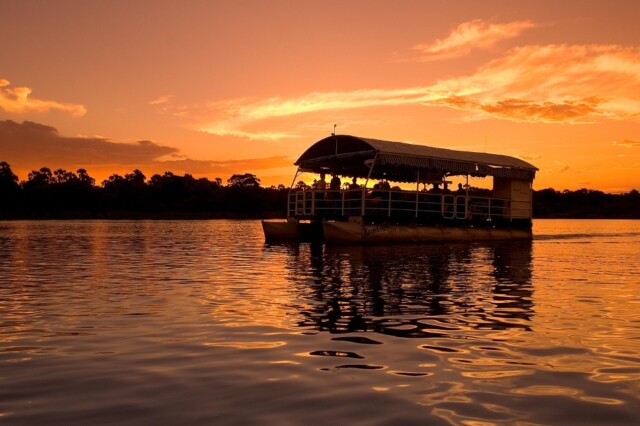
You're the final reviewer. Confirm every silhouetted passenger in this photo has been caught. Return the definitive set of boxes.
[330,174,341,190]
[374,180,390,190]
[313,173,327,190]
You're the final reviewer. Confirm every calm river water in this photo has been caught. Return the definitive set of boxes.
[1,219,639,425]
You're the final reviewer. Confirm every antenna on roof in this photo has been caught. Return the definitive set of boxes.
[331,124,336,136]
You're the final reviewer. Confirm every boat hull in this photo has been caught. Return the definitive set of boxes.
[323,221,532,244]
[262,220,323,242]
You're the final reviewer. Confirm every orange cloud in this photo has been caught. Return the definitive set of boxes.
[175,44,640,139]
[194,88,431,139]
[406,19,536,61]
[441,95,604,123]
[426,44,640,123]
[161,156,291,175]
[0,79,86,116]
[193,89,438,139]
[613,139,640,148]
[148,94,172,105]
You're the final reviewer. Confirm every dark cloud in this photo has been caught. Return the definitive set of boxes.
[0,120,292,181]
[0,120,177,166]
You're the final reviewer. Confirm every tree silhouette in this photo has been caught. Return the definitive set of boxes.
[227,173,261,188]
[0,161,19,188]
[0,162,20,213]
[24,167,53,189]
[533,187,640,218]
[147,171,224,211]
[125,169,146,187]
[295,180,311,190]
[100,170,149,211]
[77,169,96,188]
[53,168,78,184]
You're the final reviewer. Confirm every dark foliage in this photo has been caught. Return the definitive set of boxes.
[0,161,20,204]
[533,188,640,218]
[0,162,288,219]
[0,161,638,219]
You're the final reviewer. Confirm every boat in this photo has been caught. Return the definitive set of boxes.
[262,134,538,243]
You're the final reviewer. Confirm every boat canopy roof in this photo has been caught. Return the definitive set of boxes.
[295,135,538,183]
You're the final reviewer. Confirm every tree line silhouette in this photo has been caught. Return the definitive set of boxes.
[532,187,640,218]
[0,161,287,219]
[1,161,639,219]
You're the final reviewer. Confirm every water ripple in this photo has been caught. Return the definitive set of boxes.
[0,219,639,425]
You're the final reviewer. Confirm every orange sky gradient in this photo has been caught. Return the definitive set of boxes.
[1,0,640,192]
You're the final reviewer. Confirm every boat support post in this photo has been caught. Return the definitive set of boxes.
[287,166,302,217]
[362,152,379,216]
[415,169,420,218]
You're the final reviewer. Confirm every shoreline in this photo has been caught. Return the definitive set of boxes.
[0,212,638,220]
[0,211,287,221]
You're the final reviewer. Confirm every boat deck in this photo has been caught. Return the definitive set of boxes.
[288,188,529,226]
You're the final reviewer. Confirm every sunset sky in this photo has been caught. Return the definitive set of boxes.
[1,0,640,192]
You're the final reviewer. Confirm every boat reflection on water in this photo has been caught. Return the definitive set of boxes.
[273,240,534,338]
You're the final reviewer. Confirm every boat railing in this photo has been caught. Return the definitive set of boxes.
[288,189,510,222]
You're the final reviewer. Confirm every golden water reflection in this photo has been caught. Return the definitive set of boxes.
[274,240,535,335]
[1,220,639,425]
[261,222,640,424]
